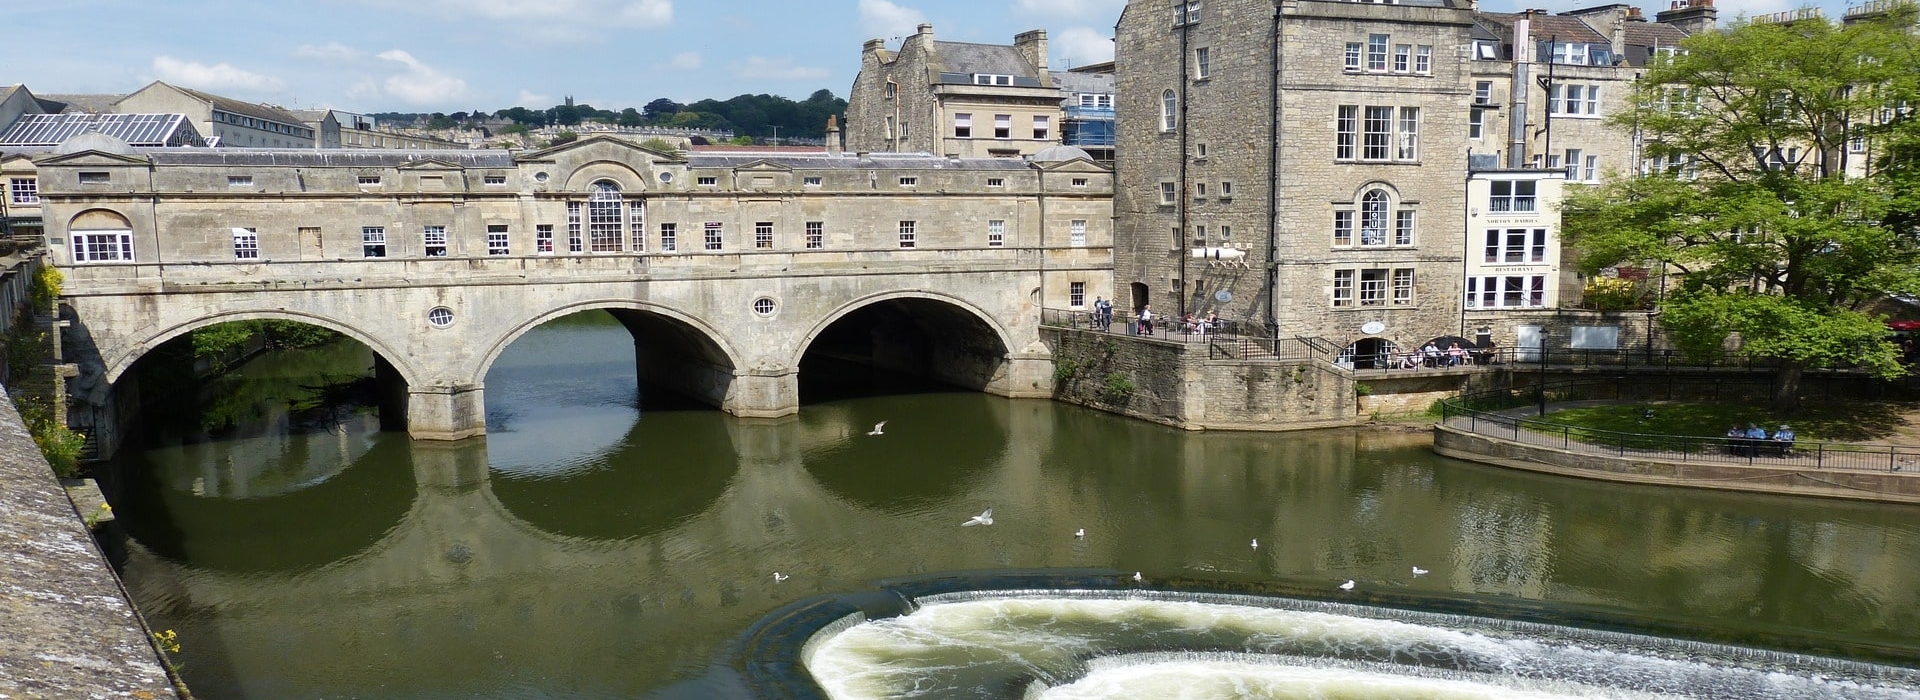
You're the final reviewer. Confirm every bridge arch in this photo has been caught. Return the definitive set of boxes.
[793,291,1017,398]
[102,309,425,387]
[472,300,747,416]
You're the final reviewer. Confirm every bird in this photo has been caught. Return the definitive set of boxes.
[1338,580,1356,591]
[867,421,887,436]
[1251,538,1259,549]
[1411,566,1429,576]
[962,508,994,526]
[1074,528,1085,538]
[772,572,789,583]
[1132,571,1143,582]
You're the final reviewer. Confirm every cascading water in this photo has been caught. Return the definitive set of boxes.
[802,590,1920,700]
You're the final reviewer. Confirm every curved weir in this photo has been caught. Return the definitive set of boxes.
[799,590,1920,700]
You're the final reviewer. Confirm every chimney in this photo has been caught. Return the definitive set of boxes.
[1014,29,1050,72]
[1656,0,1717,35]
[826,115,842,156]
[1508,11,1535,169]
[863,38,886,53]
[917,23,934,40]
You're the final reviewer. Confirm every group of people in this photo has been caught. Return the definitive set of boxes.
[1726,423,1794,457]
[1397,341,1476,369]
[1088,297,1226,338]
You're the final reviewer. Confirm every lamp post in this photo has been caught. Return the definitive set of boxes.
[1537,328,1550,416]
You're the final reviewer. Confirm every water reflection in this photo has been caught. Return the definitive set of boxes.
[103,313,1920,700]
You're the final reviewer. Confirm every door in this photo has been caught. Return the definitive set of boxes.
[1516,325,1543,363]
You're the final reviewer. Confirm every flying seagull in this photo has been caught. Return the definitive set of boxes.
[1251,538,1259,549]
[868,421,887,436]
[772,572,789,583]
[1411,566,1429,576]
[1074,528,1085,538]
[1339,580,1356,591]
[962,508,994,526]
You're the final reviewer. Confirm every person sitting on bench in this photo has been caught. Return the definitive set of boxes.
[1769,425,1795,456]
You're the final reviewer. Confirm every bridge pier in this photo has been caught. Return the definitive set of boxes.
[408,385,486,441]
[724,371,800,419]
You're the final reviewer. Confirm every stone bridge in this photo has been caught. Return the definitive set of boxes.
[28,134,1112,452]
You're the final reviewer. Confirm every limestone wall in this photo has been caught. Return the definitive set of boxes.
[1042,327,1359,430]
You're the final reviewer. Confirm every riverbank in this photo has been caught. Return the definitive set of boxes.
[0,384,178,699]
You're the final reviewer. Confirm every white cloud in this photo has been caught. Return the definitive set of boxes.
[667,51,703,70]
[151,55,285,92]
[292,42,363,63]
[1013,0,1126,22]
[374,50,470,105]
[732,56,830,81]
[858,0,926,40]
[358,0,671,39]
[1053,27,1114,66]
[516,90,553,108]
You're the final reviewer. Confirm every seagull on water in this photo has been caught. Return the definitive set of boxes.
[1411,566,1429,576]
[867,421,887,436]
[962,508,994,526]
[1074,528,1085,538]
[772,572,789,583]
[1339,580,1356,591]
[1132,571,1144,582]
[1251,538,1259,549]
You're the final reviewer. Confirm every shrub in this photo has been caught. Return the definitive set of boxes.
[1101,372,1136,402]
[1583,277,1645,312]
[1052,359,1079,383]
[30,265,61,314]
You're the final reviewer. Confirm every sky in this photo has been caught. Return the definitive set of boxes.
[1,0,1860,115]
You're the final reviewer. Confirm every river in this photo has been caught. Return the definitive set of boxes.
[100,312,1920,699]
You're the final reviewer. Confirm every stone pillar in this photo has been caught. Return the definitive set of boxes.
[723,370,798,419]
[407,384,485,441]
[996,352,1057,399]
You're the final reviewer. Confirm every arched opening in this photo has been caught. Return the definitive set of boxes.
[1360,188,1390,246]
[798,297,1011,403]
[480,307,738,427]
[1340,337,1398,370]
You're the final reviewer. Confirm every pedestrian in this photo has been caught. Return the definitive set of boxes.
[1093,296,1112,330]
[1138,304,1154,336]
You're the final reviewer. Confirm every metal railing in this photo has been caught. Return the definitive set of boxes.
[1041,308,1325,362]
[1439,377,1920,473]
[1361,345,1866,373]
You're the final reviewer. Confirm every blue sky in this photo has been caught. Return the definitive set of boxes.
[2,0,1853,114]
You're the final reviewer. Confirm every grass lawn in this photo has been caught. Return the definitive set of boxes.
[1534,401,1912,443]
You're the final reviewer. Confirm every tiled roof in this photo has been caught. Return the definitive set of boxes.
[1475,12,1610,44]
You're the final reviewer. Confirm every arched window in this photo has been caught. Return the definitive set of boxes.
[1359,189,1389,246]
[587,181,625,252]
[1162,90,1178,131]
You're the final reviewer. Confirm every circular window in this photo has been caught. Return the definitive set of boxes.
[427,306,455,328]
[658,172,674,183]
[752,297,777,316]
[533,171,550,183]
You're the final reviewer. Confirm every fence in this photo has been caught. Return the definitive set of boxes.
[1039,308,1321,362]
[1360,344,1865,374]
[1438,377,1920,473]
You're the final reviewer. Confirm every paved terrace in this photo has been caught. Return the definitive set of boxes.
[0,386,176,699]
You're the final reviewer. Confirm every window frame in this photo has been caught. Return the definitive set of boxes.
[898,220,917,249]
[487,224,510,256]
[71,229,134,263]
[362,226,387,258]
[988,219,1006,247]
[423,225,448,257]
[8,178,38,205]
[806,221,824,249]
[755,221,774,249]
[703,222,723,251]
[231,227,260,260]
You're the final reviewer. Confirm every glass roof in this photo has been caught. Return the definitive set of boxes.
[0,113,202,147]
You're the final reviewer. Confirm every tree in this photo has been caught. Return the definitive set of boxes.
[618,107,644,127]
[1564,11,1920,412]
[644,98,682,122]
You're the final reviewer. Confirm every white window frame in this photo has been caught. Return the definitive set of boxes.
[231,227,259,260]
[954,113,972,138]
[8,178,38,205]
[1033,115,1050,140]
[362,226,387,258]
[703,222,723,251]
[1366,34,1389,72]
[988,219,1006,247]
[1195,47,1211,79]
[1396,107,1419,161]
[755,221,774,249]
[1393,44,1411,73]
[487,224,510,256]
[1332,269,1355,307]
[1392,268,1415,305]
[1336,105,1356,160]
[71,229,134,263]
[806,221,824,249]
[660,222,678,252]
[1488,180,1538,213]
[1414,45,1432,75]
[1162,90,1178,131]
[1070,219,1087,247]
[994,114,1012,139]
[537,224,555,254]
[898,220,917,248]
[423,225,448,257]
[1344,42,1362,72]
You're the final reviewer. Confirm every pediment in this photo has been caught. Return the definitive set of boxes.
[32,150,151,166]
[732,159,793,173]
[1036,158,1109,173]
[395,157,463,171]
[519,133,684,164]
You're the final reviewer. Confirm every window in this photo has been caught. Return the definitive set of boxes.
[1474,81,1493,105]
[231,227,259,259]
[487,225,510,255]
[1160,181,1178,204]
[629,201,646,251]
[1363,106,1393,160]
[1483,228,1548,263]
[804,176,822,187]
[1474,40,1499,60]
[71,230,133,262]
[1194,47,1211,79]
[1332,269,1355,307]
[1336,106,1357,160]
[537,224,554,254]
[1396,107,1419,160]
[697,176,717,187]
[1162,90,1178,131]
[806,221,823,249]
[228,175,253,188]
[955,113,972,138]
[885,81,897,98]
[704,222,723,251]
[1415,45,1431,75]
[988,177,1006,187]
[755,221,774,249]
[8,178,37,205]
[660,222,677,252]
[1469,108,1485,139]
[1366,34,1388,72]
[78,172,109,184]
[994,114,1012,139]
[1488,180,1537,212]
[1220,225,1232,241]
[1359,269,1388,306]
[1070,281,1087,308]
[1071,177,1088,188]
[1175,0,1201,25]
[973,74,1014,86]
[1033,116,1050,140]
[1071,220,1087,247]
[484,174,507,186]
[899,176,918,186]
[1392,268,1415,305]
[1359,190,1388,246]
[1220,181,1233,198]
[988,219,1006,247]
[586,182,625,252]
[423,225,448,257]
[1394,209,1414,246]
[1393,44,1411,73]
[362,226,387,258]
[1344,42,1362,72]
[1193,225,1207,246]
[357,175,382,186]
[1466,275,1547,308]
[1195,183,1208,199]
[567,202,584,252]
[1550,83,1599,115]
[1333,210,1354,247]
[898,220,917,248]
[1850,135,1868,154]
[1196,143,1208,158]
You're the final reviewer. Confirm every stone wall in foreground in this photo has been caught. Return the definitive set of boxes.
[1042,327,1359,430]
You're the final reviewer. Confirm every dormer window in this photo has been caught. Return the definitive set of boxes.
[1473,41,1499,61]
[973,74,1014,86]
[1542,41,1611,66]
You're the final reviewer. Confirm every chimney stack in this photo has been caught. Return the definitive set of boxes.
[826,115,842,156]
[1015,30,1050,72]
[1656,0,1717,35]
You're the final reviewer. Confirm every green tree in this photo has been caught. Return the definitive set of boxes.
[1563,10,1920,412]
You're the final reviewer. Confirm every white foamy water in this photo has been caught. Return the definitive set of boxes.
[803,594,1920,700]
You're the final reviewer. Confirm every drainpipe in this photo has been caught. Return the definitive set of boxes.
[1177,10,1191,320]
[1266,2,1283,337]
[1508,12,1533,168]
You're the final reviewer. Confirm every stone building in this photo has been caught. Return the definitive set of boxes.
[846,24,1065,158]
[1056,63,1117,165]
[113,81,315,148]
[291,109,463,150]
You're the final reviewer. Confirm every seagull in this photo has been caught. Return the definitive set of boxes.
[1411,566,1429,576]
[1251,538,1259,549]
[867,421,887,436]
[1132,571,1143,582]
[1338,580,1356,591]
[772,572,789,583]
[962,508,994,526]
[1074,528,1085,538]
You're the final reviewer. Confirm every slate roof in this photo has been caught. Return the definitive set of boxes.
[1475,13,1610,45]
[688,152,1035,171]
[33,94,124,114]
[934,41,1043,78]
[140,148,516,168]
[167,85,308,126]
[1051,70,1115,96]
